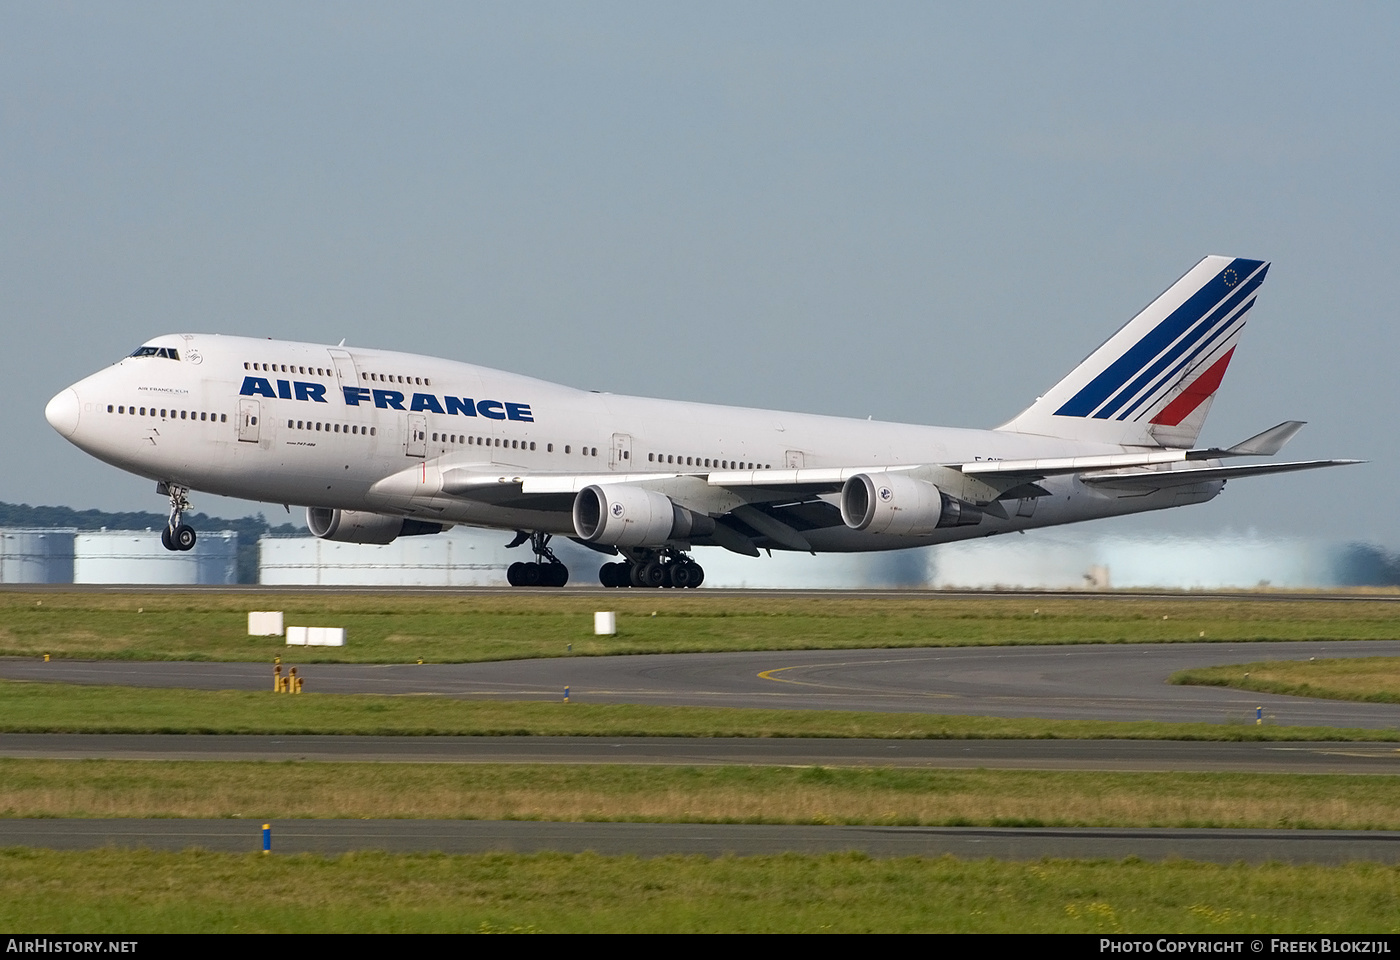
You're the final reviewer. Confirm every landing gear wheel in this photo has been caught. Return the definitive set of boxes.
[174,525,196,551]
[637,560,667,588]
[160,483,194,552]
[506,532,571,588]
[669,561,698,589]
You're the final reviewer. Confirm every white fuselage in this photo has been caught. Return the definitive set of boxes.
[48,333,1222,551]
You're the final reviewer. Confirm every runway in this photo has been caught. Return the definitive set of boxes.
[6,640,1400,727]
[6,583,1400,602]
[1,819,1397,864]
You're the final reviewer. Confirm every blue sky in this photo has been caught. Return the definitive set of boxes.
[5,2,1395,543]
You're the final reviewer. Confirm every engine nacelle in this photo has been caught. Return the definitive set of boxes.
[306,507,444,545]
[572,484,716,547]
[839,473,983,536]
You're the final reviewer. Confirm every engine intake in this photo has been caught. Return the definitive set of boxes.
[573,484,715,547]
[839,473,983,536]
[306,508,444,545]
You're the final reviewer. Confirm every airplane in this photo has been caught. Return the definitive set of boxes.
[45,255,1358,588]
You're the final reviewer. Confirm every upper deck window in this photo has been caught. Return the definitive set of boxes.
[129,346,180,360]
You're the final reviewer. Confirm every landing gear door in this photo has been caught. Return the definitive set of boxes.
[237,399,260,443]
[611,433,633,471]
[405,414,427,458]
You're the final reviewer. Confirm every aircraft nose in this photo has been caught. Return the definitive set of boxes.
[45,388,81,438]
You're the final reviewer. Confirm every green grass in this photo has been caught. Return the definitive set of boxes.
[4,760,1400,829]
[2,849,1397,932]
[4,679,1399,739]
[5,591,1400,663]
[1174,657,1400,704]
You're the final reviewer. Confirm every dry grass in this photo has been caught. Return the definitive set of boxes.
[6,679,1399,740]
[1174,657,1400,704]
[4,760,1399,829]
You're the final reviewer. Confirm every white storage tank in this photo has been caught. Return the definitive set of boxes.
[258,527,606,586]
[259,528,513,586]
[0,528,76,584]
[73,529,238,585]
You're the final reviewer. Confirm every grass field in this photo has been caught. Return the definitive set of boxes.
[3,759,1399,829]
[2,848,1397,933]
[1174,657,1400,704]
[5,679,1399,739]
[4,591,1399,932]
[4,591,1399,663]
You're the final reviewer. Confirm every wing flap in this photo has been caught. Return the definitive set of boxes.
[1080,459,1362,490]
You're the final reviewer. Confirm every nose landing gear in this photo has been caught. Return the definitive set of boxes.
[506,531,570,587]
[158,482,197,552]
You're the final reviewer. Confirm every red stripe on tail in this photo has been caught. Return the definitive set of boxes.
[1150,347,1236,427]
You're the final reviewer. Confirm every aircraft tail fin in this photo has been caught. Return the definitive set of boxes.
[997,256,1269,448]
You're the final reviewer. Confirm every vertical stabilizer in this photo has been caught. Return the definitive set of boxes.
[997,256,1268,448]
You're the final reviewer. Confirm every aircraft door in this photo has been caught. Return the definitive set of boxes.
[326,347,359,386]
[610,433,633,471]
[405,414,427,458]
[237,399,260,443]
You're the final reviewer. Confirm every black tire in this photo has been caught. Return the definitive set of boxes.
[507,561,525,586]
[628,563,645,588]
[547,564,569,587]
[688,562,704,588]
[160,527,175,551]
[669,562,694,589]
[174,525,196,551]
[638,561,667,588]
[522,562,542,586]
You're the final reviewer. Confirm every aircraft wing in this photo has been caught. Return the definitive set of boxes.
[371,420,1358,556]
[1077,459,1364,491]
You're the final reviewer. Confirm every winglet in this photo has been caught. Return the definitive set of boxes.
[1223,420,1306,457]
[1187,421,1307,460]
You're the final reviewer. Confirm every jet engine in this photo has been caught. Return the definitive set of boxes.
[572,484,716,547]
[839,473,983,536]
[305,507,445,545]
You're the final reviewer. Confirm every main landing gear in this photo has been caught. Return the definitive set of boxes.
[506,531,570,587]
[158,482,197,552]
[598,549,705,589]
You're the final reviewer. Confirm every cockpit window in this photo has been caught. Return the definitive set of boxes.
[129,346,180,360]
